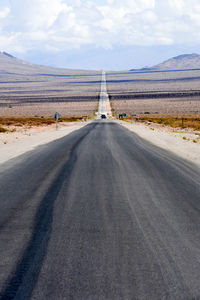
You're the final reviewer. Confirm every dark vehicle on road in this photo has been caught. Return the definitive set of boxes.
[101,114,107,119]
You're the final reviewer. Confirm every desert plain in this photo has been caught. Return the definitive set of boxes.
[0,52,199,167]
[1,52,200,118]
[106,69,200,115]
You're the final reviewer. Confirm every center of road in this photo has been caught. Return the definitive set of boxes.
[98,71,112,118]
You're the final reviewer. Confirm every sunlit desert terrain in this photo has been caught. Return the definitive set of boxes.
[106,70,200,115]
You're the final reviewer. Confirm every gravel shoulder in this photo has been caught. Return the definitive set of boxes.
[0,121,90,165]
[117,120,200,166]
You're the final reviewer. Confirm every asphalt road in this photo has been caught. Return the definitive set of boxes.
[98,71,108,117]
[0,121,200,300]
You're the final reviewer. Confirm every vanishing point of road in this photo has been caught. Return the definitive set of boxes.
[0,75,200,299]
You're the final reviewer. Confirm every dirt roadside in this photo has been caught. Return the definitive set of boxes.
[117,120,200,166]
[0,121,90,165]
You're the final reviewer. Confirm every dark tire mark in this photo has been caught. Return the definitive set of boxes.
[0,123,97,300]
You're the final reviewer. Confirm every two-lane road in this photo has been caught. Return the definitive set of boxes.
[98,71,112,118]
[0,121,200,299]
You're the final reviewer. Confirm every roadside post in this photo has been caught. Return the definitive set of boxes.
[54,112,61,130]
[136,114,140,121]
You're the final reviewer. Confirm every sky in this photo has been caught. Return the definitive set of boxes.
[0,0,200,70]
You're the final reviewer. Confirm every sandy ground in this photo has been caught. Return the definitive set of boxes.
[0,119,199,166]
[0,102,98,117]
[0,121,89,165]
[117,120,200,166]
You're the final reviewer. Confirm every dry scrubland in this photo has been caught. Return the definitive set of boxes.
[106,70,200,115]
[0,116,86,133]
[0,53,101,117]
[0,51,200,131]
[0,55,199,165]
[0,71,101,117]
[136,115,200,131]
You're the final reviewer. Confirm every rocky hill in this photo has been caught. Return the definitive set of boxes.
[152,53,200,70]
[131,53,200,71]
[0,51,95,75]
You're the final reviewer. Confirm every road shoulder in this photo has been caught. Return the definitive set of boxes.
[0,121,90,165]
[117,120,200,167]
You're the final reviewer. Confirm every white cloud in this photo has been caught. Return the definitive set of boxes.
[9,0,68,30]
[0,0,200,54]
[0,7,10,18]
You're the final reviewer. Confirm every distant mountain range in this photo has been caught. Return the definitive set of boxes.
[130,53,200,71]
[1,51,200,73]
[0,50,64,75]
[0,51,93,75]
[0,51,33,73]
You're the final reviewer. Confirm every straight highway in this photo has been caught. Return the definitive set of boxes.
[0,120,200,299]
[98,71,112,118]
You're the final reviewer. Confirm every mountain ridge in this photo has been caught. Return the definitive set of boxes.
[1,51,200,73]
[131,53,200,71]
[0,51,99,74]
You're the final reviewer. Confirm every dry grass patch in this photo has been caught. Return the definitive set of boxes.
[0,116,83,128]
[59,116,83,122]
[137,115,200,131]
[0,117,54,127]
[0,126,9,132]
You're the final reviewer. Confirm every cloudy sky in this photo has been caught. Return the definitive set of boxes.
[0,0,200,70]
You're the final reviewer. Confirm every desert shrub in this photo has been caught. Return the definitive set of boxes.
[0,126,8,132]
[0,116,85,127]
[60,116,82,122]
[140,115,200,130]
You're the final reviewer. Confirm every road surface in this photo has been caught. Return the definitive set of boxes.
[98,71,112,118]
[0,121,200,299]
